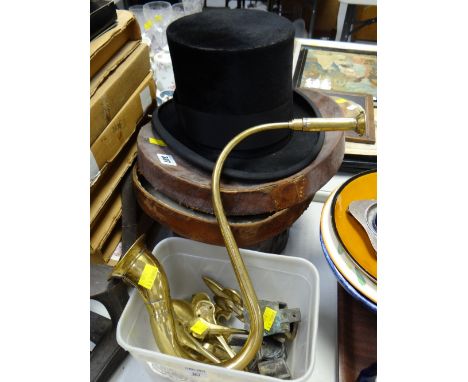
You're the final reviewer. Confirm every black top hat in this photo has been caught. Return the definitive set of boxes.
[152,9,324,182]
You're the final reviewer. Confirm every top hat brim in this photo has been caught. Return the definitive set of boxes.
[152,89,325,182]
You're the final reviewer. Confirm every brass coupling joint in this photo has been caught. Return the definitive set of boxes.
[289,111,366,136]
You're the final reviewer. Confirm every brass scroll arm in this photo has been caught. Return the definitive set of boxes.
[211,111,365,370]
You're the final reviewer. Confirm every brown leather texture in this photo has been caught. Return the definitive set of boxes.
[138,89,345,216]
[133,166,312,247]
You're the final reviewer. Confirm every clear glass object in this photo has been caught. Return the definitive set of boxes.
[182,0,203,15]
[128,5,145,34]
[128,5,152,46]
[143,1,173,52]
[152,49,176,93]
[171,3,186,22]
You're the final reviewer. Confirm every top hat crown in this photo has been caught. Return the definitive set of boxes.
[153,9,324,181]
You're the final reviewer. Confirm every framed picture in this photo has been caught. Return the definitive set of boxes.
[317,89,375,144]
[292,39,377,102]
[292,39,377,170]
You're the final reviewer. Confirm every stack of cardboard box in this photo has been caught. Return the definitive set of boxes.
[90,10,156,264]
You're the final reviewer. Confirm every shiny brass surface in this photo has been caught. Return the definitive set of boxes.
[111,237,221,363]
[111,114,365,371]
[172,299,194,323]
[111,236,190,359]
[192,299,217,325]
[214,295,244,322]
[202,277,242,306]
[203,276,244,320]
[289,111,366,136]
[203,342,233,361]
[211,114,365,370]
[175,319,221,363]
[188,317,248,340]
[191,292,212,307]
[216,336,236,359]
[192,298,236,358]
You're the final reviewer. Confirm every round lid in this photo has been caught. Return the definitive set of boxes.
[320,188,377,308]
[332,170,377,281]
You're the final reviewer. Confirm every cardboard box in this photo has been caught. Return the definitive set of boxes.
[90,10,141,78]
[101,224,122,263]
[106,241,123,266]
[90,41,150,145]
[90,190,122,262]
[90,134,137,229]
[91,220,122,265]
[90,72,156,185]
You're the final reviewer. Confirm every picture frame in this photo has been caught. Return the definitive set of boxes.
[292,39,377,102]
[317,89,375,144]
[292,39,377,170]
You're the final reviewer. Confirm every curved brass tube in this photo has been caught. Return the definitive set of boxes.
[111,236,191,359]
[111,112,365,370]
[210,113,366,370]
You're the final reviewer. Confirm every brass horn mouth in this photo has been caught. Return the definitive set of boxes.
[109,235,145,281]
[110,234,192,359]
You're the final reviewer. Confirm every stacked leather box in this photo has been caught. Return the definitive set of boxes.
[90,10,156,263]
[135,90,345,249]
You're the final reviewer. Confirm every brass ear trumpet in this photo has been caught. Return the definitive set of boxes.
[210,111,366,370]
[111,236,192,359]
[111,110,366,370]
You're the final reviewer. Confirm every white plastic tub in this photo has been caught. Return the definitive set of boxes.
[116,237,320,382]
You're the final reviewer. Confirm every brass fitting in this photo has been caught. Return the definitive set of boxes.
[289,111,366,135]
[211,111,367,370]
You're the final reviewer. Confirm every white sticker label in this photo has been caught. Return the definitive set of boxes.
[184,367,208,379]
[139,85,152,113]
[108,242,122,265]
[157,154,177,166]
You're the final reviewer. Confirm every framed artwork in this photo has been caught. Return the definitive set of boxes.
[292,39,377,170]
[318,89,375,144]
[293,39,377,101]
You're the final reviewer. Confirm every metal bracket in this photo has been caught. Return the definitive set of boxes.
[244,300,301,336]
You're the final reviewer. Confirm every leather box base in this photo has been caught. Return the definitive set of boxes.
[133,166,312,247]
